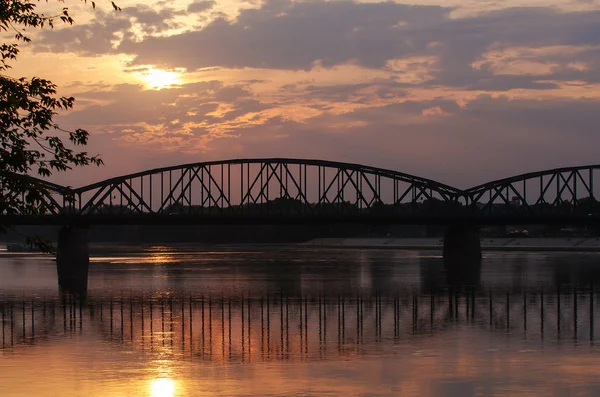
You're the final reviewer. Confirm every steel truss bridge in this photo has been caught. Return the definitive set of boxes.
[3,159,600,225]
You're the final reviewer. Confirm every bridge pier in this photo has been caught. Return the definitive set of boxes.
[56,225,89,295]
[443,225,482,288]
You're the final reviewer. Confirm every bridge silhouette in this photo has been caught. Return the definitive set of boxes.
[3,158,600,225]
[3,158,599,294]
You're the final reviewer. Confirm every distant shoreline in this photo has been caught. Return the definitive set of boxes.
[3,238,600,254]
[301,237,600,252]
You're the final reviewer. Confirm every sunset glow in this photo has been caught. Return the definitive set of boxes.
[139,69,181,90]
[11,0,600,189]
[4,1,600,395]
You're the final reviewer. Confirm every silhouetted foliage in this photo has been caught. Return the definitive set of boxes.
[0,1,119,250]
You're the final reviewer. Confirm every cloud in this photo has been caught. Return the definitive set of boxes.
[114,1,600,91]
[208,95,600,188]
[122,5,183,34]
[34,4,183,54]
[187,0,216,13]
[33,0,600,91]
[34,9,131,56]
[55,74,600,188]
[423,7,600,87]
[26,0,600,189]
[119,1,450,70]
[60,80,273,145]
[464,75,560,91]
[301,81,408,103]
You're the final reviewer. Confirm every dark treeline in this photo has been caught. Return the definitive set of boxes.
[4,193,600,245]
[0,224,433,244]
[0,223,596,244]
[58,196,600,217]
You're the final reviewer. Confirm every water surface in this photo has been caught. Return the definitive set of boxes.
[2,246,600,396]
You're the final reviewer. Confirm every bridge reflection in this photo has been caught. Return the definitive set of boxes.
[1,289,597,361]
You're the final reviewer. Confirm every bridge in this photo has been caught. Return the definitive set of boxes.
[2,158,600,293]
[2,158,600,225]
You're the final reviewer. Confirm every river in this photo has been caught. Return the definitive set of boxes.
[1,245,600,396]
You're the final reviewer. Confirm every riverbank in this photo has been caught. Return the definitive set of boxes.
[3,238,600,253]
[302,237,600,252]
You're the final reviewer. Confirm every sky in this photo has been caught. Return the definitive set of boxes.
[11,0,600,188]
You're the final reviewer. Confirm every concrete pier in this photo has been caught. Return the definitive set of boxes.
[442,225,482,263]
[442,225,482,288]
[56,225,89,295]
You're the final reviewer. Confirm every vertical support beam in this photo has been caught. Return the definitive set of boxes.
[303,164,307,208]
[573,171,578,206]
[129,178,132,211]
[591,169,594,200]
[169,170,173,210]
[208,165,212,207]
[141,175,144,212]
[318,166,322,206]
[240,163,244,212]
[557,173,560,205]
[221,164,224,208]
[260,163,264,205]
[247,163,250,207]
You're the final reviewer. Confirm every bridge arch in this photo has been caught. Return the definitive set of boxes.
[464,164,600,217]
[0,175,72,217]
[71,158,463,219]
[6,161,600,223]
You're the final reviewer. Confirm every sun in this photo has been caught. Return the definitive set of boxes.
[149,378,175,397]
[140,68,181,90]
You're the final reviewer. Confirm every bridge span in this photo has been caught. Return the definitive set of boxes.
[2,158,600,293]
[3,158,600,225]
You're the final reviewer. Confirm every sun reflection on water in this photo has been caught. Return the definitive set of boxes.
[150,378,175,397]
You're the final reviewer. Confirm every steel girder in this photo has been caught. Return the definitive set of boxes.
[0,174,73,217]
[464,165,600,219]
[70,158,462,218]
[3,160,600,224]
